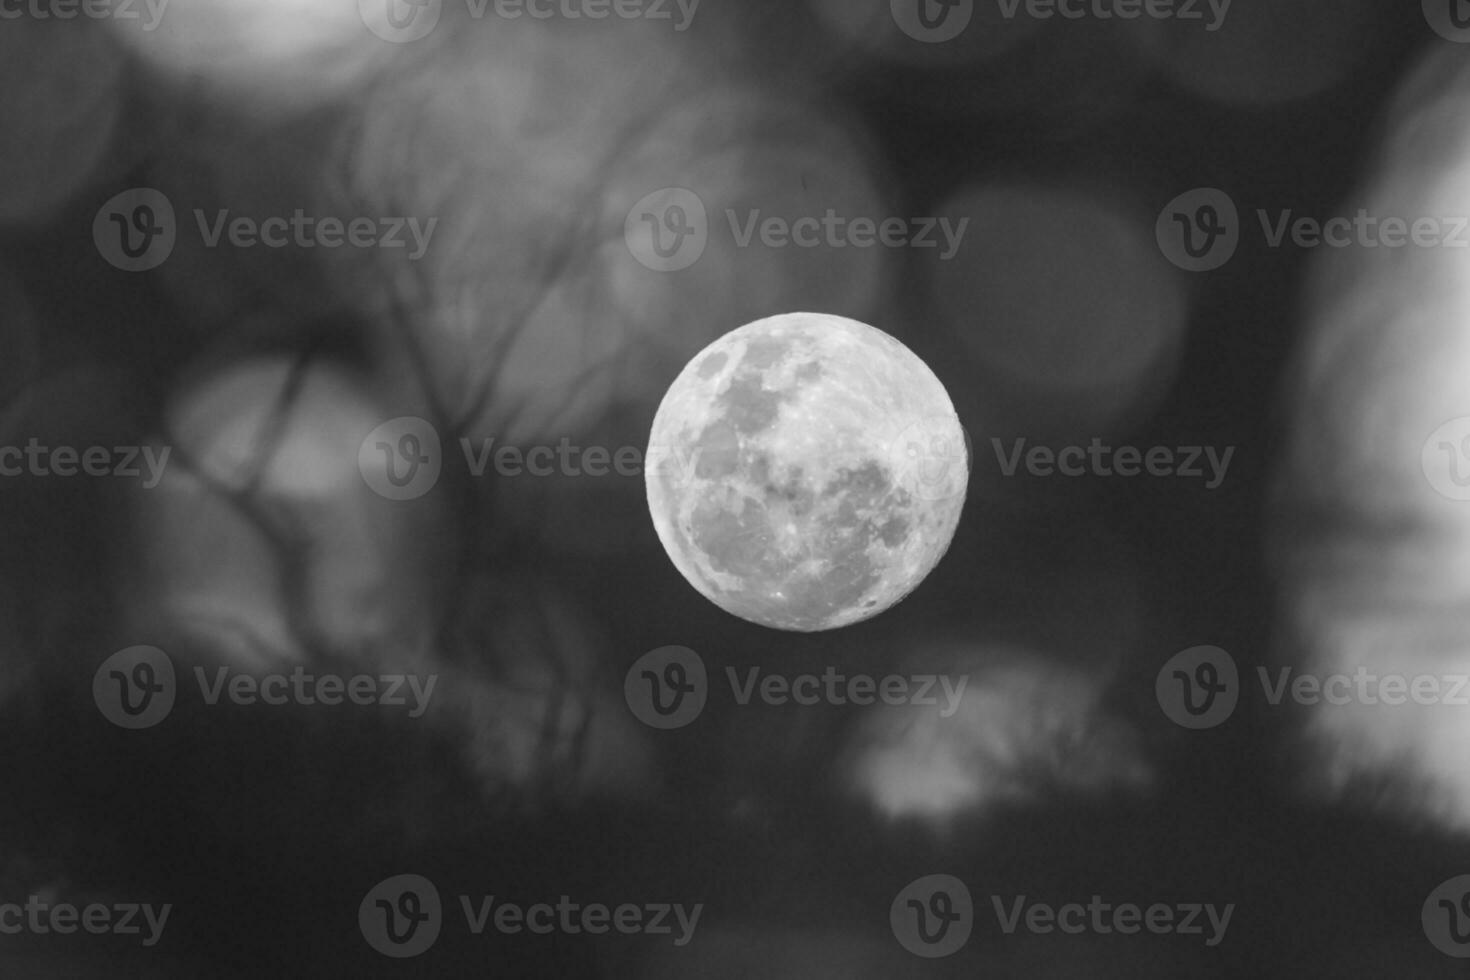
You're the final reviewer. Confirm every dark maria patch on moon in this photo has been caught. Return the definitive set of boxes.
[691,420,740,480]
[717,372,784,436]
[686,456,916,630]
[697,351,727,379]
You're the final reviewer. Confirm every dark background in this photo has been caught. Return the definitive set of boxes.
[2,1,1468,976]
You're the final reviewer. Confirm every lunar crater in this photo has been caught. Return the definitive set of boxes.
[646,312,967,632]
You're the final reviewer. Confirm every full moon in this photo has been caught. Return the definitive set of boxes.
[645,312,968,632]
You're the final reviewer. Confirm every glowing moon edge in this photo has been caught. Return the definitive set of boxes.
[644,311,969,632]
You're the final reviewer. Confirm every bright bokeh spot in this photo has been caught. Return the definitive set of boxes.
[131,358,446,671]
[329,21,704,444]
[128,457,309,674]
[101,0,401,114]
[840,645,1150,829]
[1276,44,1470,836]
[603,89,893,371]
[927,182,1188,436]
[167,359,371,497]
[333,22,891,449]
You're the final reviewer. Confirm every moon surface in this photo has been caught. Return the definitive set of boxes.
[645,312,968,632]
